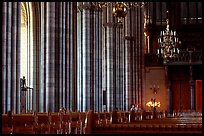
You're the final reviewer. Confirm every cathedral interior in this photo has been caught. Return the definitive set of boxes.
[2,2,202,134]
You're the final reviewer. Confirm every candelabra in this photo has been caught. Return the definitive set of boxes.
[157,13,181,63]
[91,2,146,23]
[146,98,161,111]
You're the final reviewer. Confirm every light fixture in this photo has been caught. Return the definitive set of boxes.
[157,11,181,63]
[150,84,159,94]
[146,98,161,110]
[91,2,146,23]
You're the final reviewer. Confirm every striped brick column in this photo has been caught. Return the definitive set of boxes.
[2,2,21,114]
[77,2,82,111]
[77,2,92,111]
[38,2,76,112]
[124,9,133,111]
[39,2,45,112]
[45,2,56,112]
[115,24,124,111]
[93,8,103,112]
[133,5,145,107]
[105,3,115,112]
[124,4,145,110]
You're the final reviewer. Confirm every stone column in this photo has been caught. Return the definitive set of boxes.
[115,23,124,110]
[77,2,82,111]
[79,2,92,111]
[105,3,115,111]
[93,7,103,112]
[39,2,45,112]
[124,9,132,110]
[2,2,21,114]
[45,2,56,112]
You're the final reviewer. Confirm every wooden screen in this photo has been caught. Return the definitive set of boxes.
[195,80,202,112]
[172,80,191,111]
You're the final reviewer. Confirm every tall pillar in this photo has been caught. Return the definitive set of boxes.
[77,2,94,111]
[115,23,124,111]
[77,2,82,111]
[2,2,8,114]
[2,2,21,114]
[39,2,46,112]
[92,7,103,112]
[105,3,115,111]
[45,2,56,112]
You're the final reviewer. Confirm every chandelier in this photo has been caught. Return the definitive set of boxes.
[157,13,180,63]
[91,2,146,23]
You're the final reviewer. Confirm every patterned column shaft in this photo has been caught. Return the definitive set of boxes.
[134,7,139,105]
[82,4,91,111]
[39,2,45,112]
[61,2,66,109]
[2,2,8,114]
[16,3,21,114]
[77,2,82,111]
[124,10,132,110]
[2,2,21,114]
[115,25,124,111]
[55,2,63,111]
[6,2,12,113]
[137,7,142,105]
[140,7,145,106]
[98,10,103,112]
[102,8,107,111]
[106,3,114,111]
[93,9,103,112]
[31,2,40,113]
[11,2,17,113]
[65,2,71,111]
[45,2,56,112]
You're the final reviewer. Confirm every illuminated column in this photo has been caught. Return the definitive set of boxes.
[124,9,132,111]
[115,23,124,110]
[105,3,115,111]
[45,2,56,112]
[77,2,82,111]
[93,8,103,112]
[2,2,21,114]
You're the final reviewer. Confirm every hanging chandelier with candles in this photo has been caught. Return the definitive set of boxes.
[91,2,146,23]
[157,12,181,63]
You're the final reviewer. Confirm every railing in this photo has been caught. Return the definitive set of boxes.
[145,50,202,66]
[165,50,202,65]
